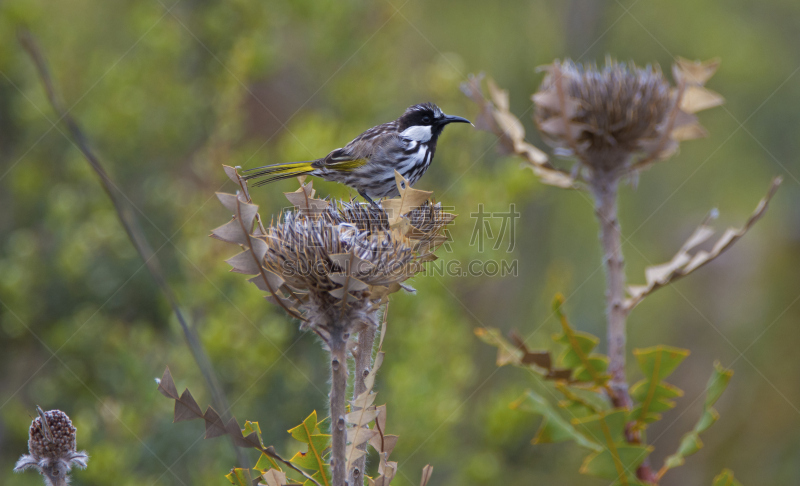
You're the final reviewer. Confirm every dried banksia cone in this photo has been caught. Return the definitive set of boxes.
[212,167,454,338]
[534,57,723,174]
[15,408,88,486]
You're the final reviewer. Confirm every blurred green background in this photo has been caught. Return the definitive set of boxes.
[1,0,799,485]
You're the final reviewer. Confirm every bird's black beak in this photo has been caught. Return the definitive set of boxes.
[440,114,473,126]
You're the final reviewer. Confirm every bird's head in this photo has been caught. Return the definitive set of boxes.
[397,102,471,142]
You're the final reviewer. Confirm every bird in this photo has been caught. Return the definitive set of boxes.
[241,103,471,204]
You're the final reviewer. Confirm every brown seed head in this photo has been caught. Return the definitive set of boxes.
[534,59,674,172]
[28,410,77,461]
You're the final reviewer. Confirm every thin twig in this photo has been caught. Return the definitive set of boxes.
[18,30,248,469]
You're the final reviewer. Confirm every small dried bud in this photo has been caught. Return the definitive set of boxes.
[534,58,673,172]
[15,408,88,486]
[28,410,77,461]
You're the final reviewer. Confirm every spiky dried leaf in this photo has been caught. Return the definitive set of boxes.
[626,177,781,310]
[460,73,577,189]
[156,368,321,486]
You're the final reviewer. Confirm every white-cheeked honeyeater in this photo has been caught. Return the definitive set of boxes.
[242,103,471,203]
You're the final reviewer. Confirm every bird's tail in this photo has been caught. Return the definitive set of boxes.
[240,161,317,187]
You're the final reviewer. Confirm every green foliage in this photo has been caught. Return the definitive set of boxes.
[579,445,651,485]
[511,390,600,450]
[630,346,689,428]
[226,467,257,486]
[551,295,610,387]
[478,297,741,484]
[661,362,734,474]
[287,412,332,486]
[474,295,609,387]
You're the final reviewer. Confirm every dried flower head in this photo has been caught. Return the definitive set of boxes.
[15,408,88,486]
[533,57,723,174]
[212,168,455,339]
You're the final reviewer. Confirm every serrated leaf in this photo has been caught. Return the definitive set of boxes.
[157,367,178,399]
[673,57,720,86]
[474,327,522,366]
[509,330,553,369]
[706,361,734,408]
[174,389,202,422]
[571,410,627,445]
[630,346,689,428]
[288,412,331,486]
[156,368,321,486]
[626,178,781,310]
[579,444,652,482]
[552,295,609,386]
[225,468,256,486]
[289,411,320,442]
[460,73,577,188]
[226,250,262,275]
[211,219,251,245]
[217,192,248,214]
[555,383,610,417]
[511,390,600,451]
[661,362,733,476]
[634,346,689,381]
[285,182,329,213]
[255,452,281,473]
[347,427,378,446]
[303,468,332,486]
[290,450,322,471]
[204,406,227,439]
[223,165,241,184]
[680,86,725,113]
[248,271,286,293]
[369,433,398,456]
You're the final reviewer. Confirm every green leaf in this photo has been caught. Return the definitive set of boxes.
[303,469,332,486]
[661,362,733,475]
[634,346,689,381]
[474,327,523,367]
[225,468,255,486]
[288,411,321,442]
[287,411,332,486]
[555,383,610,418]
[630,346,689,428]
[254,452,281,472]
[551,295,609,386]
[706,361,734,408]
[712,469,743,486]
[571,410,627,445]
[243,421,264,448]
[579,444,652,482]
[511,390,601,451]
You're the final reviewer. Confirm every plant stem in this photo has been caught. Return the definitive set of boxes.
[590,171,631,409]
[350,322,377,485]
[592,172,658,483]
[329,327,349,486]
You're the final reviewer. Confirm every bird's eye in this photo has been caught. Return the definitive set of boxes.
[421,116,431,124]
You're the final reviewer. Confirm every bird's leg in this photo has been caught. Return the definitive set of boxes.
[359,190,381,209]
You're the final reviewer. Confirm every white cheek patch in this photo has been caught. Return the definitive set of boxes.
[400,124,433,142]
